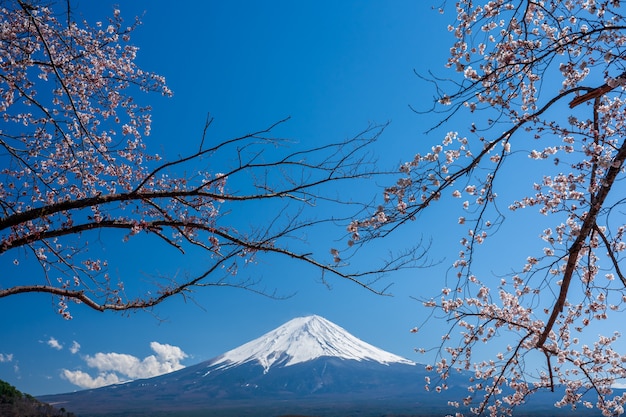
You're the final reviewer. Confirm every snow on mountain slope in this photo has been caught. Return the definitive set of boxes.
[209,315,415,373]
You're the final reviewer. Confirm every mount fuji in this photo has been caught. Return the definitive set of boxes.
[39,315,596,417]
[209,314,415,372]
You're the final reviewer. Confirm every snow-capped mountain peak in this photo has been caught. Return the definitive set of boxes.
[209,315,414,373]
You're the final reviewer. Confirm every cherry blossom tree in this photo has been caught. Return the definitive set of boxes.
[346,1,626,415]
[0,1,424,317]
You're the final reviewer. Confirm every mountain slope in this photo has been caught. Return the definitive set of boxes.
[40,359,437,417]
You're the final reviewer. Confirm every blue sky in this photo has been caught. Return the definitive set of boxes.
[3,0,617,397]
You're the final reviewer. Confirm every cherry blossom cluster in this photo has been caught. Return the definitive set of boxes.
[348,1,626,415]
[0,3,242,313]
[0,4,172,201]
[0,3,172,212]
[421,270,626,416]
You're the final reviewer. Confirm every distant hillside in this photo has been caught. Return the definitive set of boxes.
[0,379,75,417]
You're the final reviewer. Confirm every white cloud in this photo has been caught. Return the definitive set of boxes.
[62,369,121,389]
[47,337,63,350]
[62,342,187,389]
[70,341,81,354]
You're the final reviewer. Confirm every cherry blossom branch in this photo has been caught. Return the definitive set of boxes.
[0,2,432,318]
[537,138,626,348]
[133,116,293,193]
[387,3,626,414]
[362,87,580,243]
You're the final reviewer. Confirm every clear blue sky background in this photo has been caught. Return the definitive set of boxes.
[2,0,615,396]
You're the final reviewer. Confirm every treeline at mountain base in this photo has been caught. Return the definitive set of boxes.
[0,379,76,417]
